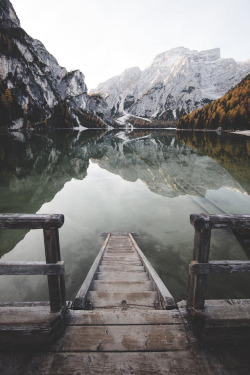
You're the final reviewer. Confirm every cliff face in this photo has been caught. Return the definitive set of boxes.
[92,47,250,120]
[0,0,112,129]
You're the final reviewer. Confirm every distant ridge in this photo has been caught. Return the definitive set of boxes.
[92,47,250,120]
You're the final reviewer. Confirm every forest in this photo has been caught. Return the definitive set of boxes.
[177,74,250,130]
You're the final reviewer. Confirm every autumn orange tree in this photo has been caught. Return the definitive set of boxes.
[177,74,250,130]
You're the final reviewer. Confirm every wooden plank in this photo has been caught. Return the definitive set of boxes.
[0,213,64,229]
[0,306,67,345]
[0,306,62,325]
[88,291,158,308]
[18,351,204,375]
[0,261,64,275]
[187,218,211,310]
[92,281,154,292]
[68,309,182,325]
[190,213,250,230]
[98,265,145,272]
[43,229,65,312]
[101,260,142,266]
[129,234,176,309]
[52,324,189,352]
[96,272,149,282]
[73,233,111,310]
[192,299,250,326]
[190,260,250,274]
[102,257,140,262]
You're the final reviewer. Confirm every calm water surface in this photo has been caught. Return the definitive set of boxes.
[0,129,250,303]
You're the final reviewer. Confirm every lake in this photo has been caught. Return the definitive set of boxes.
[0,129,250,303]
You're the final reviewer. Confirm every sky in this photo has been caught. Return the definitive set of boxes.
[10,0,250,90]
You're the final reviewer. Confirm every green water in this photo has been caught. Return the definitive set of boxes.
[0,129,250,303]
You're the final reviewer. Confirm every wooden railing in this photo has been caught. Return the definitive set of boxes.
[188,214,250,310]
[0,214,66,312]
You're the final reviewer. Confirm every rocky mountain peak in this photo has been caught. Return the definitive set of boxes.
[92,47,250,120]
[0,0,20,28]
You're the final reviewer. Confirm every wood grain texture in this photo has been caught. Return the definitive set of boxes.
[92,280,154,292]
[190,213,250,230]
[88,291,158,308]
[0,213,64,229]
[52,324,188,352]
[5,351,205,375]
[190,260,250,274]
[96,272,149,282]
[129,234,176,309]
[73,234,111,309]
[68,309,182,325]
[0,261,64,275]
[0,305,67,345]
[43,229,65,312]
[98,265,144,272]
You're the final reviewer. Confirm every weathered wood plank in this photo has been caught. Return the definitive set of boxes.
[96,272,149,282]
[187,218,211,310]
[43,229,65,312]
[190,213,250,230]
[129,234,176,309]
[73,234,111,310]
[0,306,63,325]
[0,261,64,275]
[190,260,250,274]
[189,299,250,340]
[68,309,182,325]
[14,351,204,375]
[52,324,188,352]
[98,265,145,272]
[0,306,67,345]
[92,280,154,292]
[102,255,139,261]
[101,260,142,266]
[192,299,250,324]
[88,291,158,308]
[0,213,64,229]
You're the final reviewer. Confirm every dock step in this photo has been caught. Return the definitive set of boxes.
[73,233,175,310]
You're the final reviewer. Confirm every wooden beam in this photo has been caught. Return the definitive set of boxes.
[188,216,211,310]
[73,233,111,310]
[0,213,64,230]
[190,213,250,230]
[43,229,66,312]
[190,260,250,275]
[0,261,64,275]
[129,233,176,309]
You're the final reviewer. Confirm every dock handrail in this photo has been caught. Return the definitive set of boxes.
[0,214,66,312]
[187,214,250,310]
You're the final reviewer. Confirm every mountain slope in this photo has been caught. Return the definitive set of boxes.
[92,47,250,120]
[0,0,112,129]
[177,74,250,130]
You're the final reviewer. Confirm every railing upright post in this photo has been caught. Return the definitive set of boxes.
[43,228,66,312]
[188,215,211,310]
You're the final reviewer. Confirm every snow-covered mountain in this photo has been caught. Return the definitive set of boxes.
[0,0,112,129]
[92,47,250,120]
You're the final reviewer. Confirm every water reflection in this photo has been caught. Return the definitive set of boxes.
[0,130,250,302]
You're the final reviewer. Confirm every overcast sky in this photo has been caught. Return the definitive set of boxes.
[11,0,250,90]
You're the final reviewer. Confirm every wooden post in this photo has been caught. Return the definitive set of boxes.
[188,215,211,310]
[43,229,66,312]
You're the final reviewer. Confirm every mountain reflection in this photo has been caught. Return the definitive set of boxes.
[176,131,250,195]
[0,130,248,214]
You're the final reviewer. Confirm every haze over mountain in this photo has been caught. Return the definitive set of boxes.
[0,0,112,129]
[92,47,250,120]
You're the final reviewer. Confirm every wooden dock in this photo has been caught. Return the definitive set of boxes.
[1,216,250,374]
